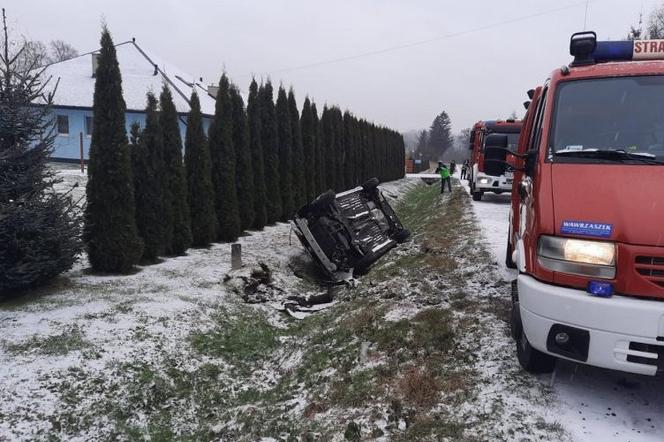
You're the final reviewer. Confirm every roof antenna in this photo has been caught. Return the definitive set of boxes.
[583,0,591,30]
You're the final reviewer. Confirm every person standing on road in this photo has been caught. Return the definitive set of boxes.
[435,161,452,194]
[449,160,457,175]
[460,160,468,180]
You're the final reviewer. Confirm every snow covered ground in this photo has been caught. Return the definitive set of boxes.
[459,173,664,442]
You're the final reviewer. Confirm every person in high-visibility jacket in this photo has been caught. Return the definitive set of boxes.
[435,161,452,194]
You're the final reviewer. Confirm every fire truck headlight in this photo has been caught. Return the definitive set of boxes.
[537,236,616,279]
[479,178,491,185]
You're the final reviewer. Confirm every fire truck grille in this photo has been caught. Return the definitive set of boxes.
[635,256,664,288]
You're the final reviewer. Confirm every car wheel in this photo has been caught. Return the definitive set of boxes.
[512,282,556,373]
[362,178,379,192]
[472,191,483,201]
[393,228,410,244]
[308,190,336,212]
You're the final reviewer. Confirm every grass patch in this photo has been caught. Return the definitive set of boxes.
[6,326,91,356]
[191,310,279,369]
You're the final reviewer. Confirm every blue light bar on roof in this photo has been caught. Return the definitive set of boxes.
[593,41,633,63]
[591,40,664,63]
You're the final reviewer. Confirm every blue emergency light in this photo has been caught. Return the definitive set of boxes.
[570,31,664,66]
[587,280,614,298]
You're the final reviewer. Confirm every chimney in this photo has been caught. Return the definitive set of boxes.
[153,64,158,76]
[91,53,100,78]
[207,84,219,99]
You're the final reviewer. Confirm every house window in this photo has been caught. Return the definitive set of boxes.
[85,116,94,136]
[56,115,69,135]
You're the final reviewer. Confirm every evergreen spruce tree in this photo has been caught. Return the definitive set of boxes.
[131,93,165,262]
[230,84,255,231]
[248,79,267,229]
[160,85,192,255]
[0,10,83,292]
[209,74,241,242]
[276,86,294,220]
[288,88,305,208]
[300,97,315,200]
[259,81,282,224]
[184,92,217,247]
[84,26,143,273]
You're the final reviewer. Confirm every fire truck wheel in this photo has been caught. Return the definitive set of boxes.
[472,191,483,201]
[505,235,517,269]
[512,281,556,373]
[516,328,556,374]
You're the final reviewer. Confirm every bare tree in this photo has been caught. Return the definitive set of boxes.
[646,5,664,39]
[49,39,78,62]
[15,39,48,71]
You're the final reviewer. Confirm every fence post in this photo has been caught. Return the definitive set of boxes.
[79,132,85,173]
[231,243,242,270]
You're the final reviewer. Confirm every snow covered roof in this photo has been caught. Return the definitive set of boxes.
[41,40,217,116]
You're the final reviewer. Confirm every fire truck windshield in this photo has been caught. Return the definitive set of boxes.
[551,75,664,163]
[482,132,519,152]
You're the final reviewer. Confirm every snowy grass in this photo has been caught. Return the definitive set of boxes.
[0,171,566,441]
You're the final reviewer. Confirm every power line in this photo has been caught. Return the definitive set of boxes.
[254,0,593,77]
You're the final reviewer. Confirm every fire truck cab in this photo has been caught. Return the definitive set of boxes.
[468,120,522,201]
[486,32,664,376]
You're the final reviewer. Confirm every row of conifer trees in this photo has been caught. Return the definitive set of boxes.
[84,27,405,274]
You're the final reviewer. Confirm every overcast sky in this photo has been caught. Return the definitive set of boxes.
[5,0,660,133]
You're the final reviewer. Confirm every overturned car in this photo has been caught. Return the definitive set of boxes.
[293,178,410,282]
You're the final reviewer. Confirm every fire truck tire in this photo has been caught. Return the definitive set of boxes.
[472,191,483,201]
[512,282,556,373]
[362,178,379,192]
[505,235,517,269]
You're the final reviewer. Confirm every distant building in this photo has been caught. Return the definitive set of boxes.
[41,39,217,161]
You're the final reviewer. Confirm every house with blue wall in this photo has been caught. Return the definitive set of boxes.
[42,39,217,161]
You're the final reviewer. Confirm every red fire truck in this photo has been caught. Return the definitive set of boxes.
[468,120,522,201]
[486,32,664,376]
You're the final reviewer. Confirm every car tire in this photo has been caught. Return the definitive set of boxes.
[362,178,379,192]
[472,191,483,201]
[505,233,517,269]
[308,190,336,212]
[393,228,410,244]
[512,281,556,373]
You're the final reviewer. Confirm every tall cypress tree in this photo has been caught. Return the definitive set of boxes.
[184,92,217,247]
[334,108,346,190]
[343,111,355,188]
[209,74,241,242]
[248,79,267,229]
[84,26,143,273]
[300,97,315,201]
[288,88,305,208]
[230,84,255,231]
[320,106,333,191]
[259,81,281,224]
[311,102,322,196]
[276,86,294,221]
[160,85,192,255]
[131,93,165,262]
